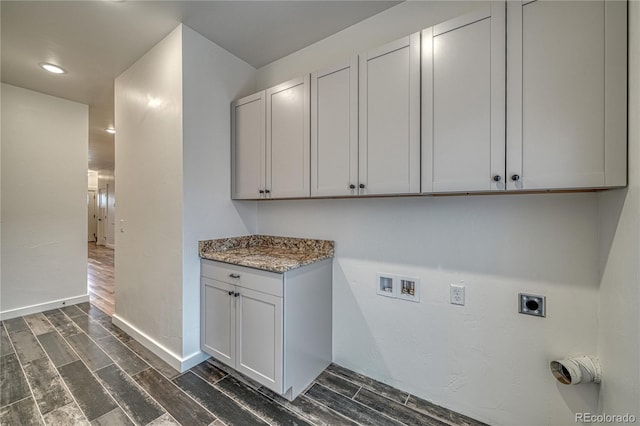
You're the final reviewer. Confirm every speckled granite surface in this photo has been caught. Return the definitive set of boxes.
[199,235,334,273]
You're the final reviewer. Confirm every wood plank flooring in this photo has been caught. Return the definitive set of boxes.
[0,302,487,426]
[88,242,115,316]
[76,243,487,424]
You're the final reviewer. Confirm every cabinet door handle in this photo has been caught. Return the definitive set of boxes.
[258,189,264,194]
[229,274,240,279]
[349,184,355,189]
[493,175,502,182]
[359,183,365,189]
[265,189,271,194]
[511,174,520,182]
[234,292,240,297]
[228,290,234,296]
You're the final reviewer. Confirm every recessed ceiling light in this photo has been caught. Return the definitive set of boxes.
[106,128,116,134]
[39,62,66,74]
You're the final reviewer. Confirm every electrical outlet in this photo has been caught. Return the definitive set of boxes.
[450,283,465,306]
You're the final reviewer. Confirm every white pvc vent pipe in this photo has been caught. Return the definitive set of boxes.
[550,356,602,385]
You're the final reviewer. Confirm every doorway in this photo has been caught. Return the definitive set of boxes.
[89,173,115,316]
[88,190,97,242]
[98,187,107,246]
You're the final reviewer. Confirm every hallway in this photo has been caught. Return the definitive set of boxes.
[88,243,114,316]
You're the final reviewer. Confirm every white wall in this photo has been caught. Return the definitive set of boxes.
[254,2,605,424]
[115,25,257,369]
[115,27,185,360]
[1,83,89,318]
[257,195,600,425]
[181,25,257,361]
[596,1,640,419]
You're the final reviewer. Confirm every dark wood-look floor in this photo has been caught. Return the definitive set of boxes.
[88,242,115,316]
[0,303,487,426]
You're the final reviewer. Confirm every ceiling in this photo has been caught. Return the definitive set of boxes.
[1,1,400,171]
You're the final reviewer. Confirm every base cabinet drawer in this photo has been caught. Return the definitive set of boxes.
[201,260,283,296]
[201,259,332,400]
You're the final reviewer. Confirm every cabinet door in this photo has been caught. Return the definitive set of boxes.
[359,34,420,195]
[507,0,627,190]
[235,288,283,393]
[311,58,358,197]
[201,278,235,368]
[266,76,310,198]
[231,92,265,199]
[422,4,505,193]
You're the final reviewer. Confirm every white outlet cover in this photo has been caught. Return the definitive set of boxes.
[450,284,465,306]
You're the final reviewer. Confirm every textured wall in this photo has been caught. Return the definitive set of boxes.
[114,27,185,359]
[1,84,88,317]
[596,0,640,419]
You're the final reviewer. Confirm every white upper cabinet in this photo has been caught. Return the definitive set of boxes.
[311,58,359,197]
[507,0,627,190]
[266,76,311,198]
[231,92,265,200]
[422,4,506,193]
[232,1,627,199]
[232,77,310,200]
[359,34,420,195]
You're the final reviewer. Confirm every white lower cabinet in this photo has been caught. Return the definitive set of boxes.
[201,259,332,400]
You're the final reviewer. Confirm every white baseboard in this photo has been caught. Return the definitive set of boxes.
[182,351,210,371]
[112,314,209,372]
[0,294,90,320]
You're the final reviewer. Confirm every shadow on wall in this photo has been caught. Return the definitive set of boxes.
[332,260,390,372]
[231,200,259,235]
[597,187,628,281]
[255,192,601,288]
[556,380,601,417]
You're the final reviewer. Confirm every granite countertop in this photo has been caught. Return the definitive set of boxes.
[199,235,334,273]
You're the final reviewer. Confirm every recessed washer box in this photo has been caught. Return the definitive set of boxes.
[376,273,420,302]
[398,276,420,302]
[376,274,395,297]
